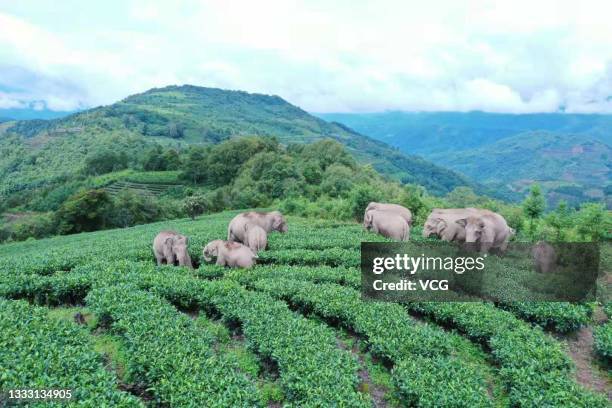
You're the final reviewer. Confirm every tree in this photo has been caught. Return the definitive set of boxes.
[182,147,208,184]
[84,149,128,175]
[56,189,113,234]
[576,203,610,242]
[167,122,184,138]
[349,184,382,221]
[162,149,181,170]
[183,194,209,220]
[142,146,167,171]
[110,190,159,228]
[321,164,354,197]
[446,187,479,208]
[544,200,573,241]
[522,184,546,238]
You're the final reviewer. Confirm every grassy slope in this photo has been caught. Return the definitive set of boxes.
[0,86,478,199]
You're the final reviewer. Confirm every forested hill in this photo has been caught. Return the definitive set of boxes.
[319,111,612,207]
[0,85,478,198]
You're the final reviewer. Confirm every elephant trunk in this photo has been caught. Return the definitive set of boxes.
[178,253,193,269]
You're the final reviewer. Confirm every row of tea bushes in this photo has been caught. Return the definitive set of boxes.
[0,298,142,407]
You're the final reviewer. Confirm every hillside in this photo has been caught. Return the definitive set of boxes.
[319,111,612,206]
[433,132,611,207]
[0,210,608,406]
[0,86,478,202]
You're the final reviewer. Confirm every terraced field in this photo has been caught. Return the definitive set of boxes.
[0,211,609,407]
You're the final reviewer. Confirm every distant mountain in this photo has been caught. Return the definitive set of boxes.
[0,107,75,121]
[318,111,612,206]
[0,86,482,203]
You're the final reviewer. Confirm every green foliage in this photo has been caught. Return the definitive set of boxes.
[523,184,546,238]
[406,302,607,407]
[109,189,160,227]
[183,194,209,220]
[86,284,263,407]
[544,201,574,241]
[56,189,113,234]
[576,203,610,242]
[1,85,477,225]
[593,322,612,365]
[249,278,492,407]
[0,210,608,406]
[84,149,128,176]
[0,298,142,406]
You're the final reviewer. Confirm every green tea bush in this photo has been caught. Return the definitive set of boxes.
[86,285,263,407]
[0,298,142,407]
[407,302,607,407]
[250,278,492,407]
[144,277,370,407]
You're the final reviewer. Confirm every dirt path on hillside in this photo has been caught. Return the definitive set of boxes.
[336,336,388,407]
[561,326,611,400]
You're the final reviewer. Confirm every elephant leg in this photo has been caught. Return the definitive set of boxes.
[155,255,163,266]
[216,257,226,267]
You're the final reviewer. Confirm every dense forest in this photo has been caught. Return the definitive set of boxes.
[0,135,609,244]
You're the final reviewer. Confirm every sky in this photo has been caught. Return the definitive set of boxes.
[0,0,611,114]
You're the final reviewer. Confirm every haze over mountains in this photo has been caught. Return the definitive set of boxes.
[320,111,612,207]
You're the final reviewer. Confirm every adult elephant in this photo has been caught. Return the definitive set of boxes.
[365,202,412,225]
[422,208,481,242]
[153,231,193,268]
[455,211,512,253]
[227,211,287,243]
[364,209,410,241]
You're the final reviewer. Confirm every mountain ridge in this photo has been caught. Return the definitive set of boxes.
[0,85,485,202]
[319,111,611,206]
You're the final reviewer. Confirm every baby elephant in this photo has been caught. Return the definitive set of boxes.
[244,223,268,253]
[203,240,258,268]
[153,231,193,268]
[532,241,557,274]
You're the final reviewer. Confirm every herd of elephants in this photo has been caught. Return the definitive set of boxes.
[152,202,558,272]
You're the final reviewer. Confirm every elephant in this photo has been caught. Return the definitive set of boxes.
[364,209,410,241]
[153,231,193,268]
[202,240,258,268]
[422,208,481,241]
[244,223,268,253]
[455,211,512,253]
[365,202,412,225]
[228,211,287,243]
[532,241,557,273]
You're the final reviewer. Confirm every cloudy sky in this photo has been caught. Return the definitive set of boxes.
[1,0,611,113]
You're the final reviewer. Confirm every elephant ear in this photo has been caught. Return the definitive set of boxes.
[164,237,174,249]
[455,218,467,227]
[272,215,282,229]
[435,219,447,234]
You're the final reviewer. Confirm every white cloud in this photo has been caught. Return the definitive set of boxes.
[0,0,611,113]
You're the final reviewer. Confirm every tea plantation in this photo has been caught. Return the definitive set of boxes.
[0,211,609,407]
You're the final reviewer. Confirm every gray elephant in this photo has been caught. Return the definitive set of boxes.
[228,211,287,243]
[365,202,412,225]
[153,231,193,268]
[532,241,557,273]
[244,223,268,253]
[364,209,410,241]
[455,212,512,253]
[202,240,258,268]
[423,208,481,241]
